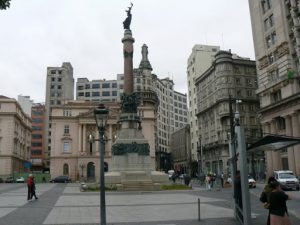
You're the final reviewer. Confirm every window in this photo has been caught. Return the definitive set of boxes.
[32,134,43,140]
[85,92,90,97]
[236,78,241,85]
[32,126,42,131]
[50,85,55,89]
[78,85,84,90]
[92,92,100,97]
[63,109,72,116]
[102,83,110,88]
[58,77,62,82]
[85,84,90,89]
[51,70,56,74]
[271,31,276,45]
[268,53,274,64]
[32,118,43,123]
[92,83,100,89]
[112,83,117,88]
[266,36,272,48]
[102,91,110,96]
[57,100,61,105]
[32,142,42,147]
[264,18,269,31]
[112,91,118,96]
[269,69,279,81]
[51,77,55,82]
[247,90,253,97]
[271,90,281,103]
[64,125,69,134]
[269,14,274,27]
[57,85,62,89]
[237,90,242,97]
[276,117,285,130]
[31,150,42,155]
[246,79,252,86]
[63,163,69,174]
[63,142,70,152]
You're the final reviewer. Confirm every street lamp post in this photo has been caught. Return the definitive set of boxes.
[94,104,109,225]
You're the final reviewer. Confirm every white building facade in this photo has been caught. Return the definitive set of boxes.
[187,45,220,164]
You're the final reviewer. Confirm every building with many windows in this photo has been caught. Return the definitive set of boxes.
[76,78,119,103]
[187,45,220,165]
[249,0,300,176]
[45,62,74,170]
[0,96,31,176]
[195,50,261,175]
[30,103,46,171]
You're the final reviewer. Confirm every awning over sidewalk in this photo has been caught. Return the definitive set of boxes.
[247,135,300,152]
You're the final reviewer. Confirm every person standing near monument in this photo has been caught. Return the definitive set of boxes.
[27,174,33,200]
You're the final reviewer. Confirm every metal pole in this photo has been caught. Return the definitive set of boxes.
[235,122,252,225]
[99,127,106,225]
[198,198,201,221]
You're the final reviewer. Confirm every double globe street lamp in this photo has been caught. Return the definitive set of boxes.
[94,104,109,225]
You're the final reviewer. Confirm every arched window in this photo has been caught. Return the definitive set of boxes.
[63,163,69,175]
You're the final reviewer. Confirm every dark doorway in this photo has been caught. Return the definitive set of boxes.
[87,162,95,181]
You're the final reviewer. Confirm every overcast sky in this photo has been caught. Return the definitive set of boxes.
[0,0,255,103]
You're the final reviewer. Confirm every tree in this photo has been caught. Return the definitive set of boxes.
[0,0,11,10]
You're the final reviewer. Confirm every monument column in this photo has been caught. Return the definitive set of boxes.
[270,120,281,170]
[122,30,135,95]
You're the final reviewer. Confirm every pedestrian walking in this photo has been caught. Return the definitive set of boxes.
[31,176,38,200]
[27,174,33,200]
[220,172,224,188]
[260,176,276,225]
[206,174,211,191]
[269,181,291,225]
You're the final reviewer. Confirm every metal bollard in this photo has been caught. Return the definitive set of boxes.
[198,198,200,221]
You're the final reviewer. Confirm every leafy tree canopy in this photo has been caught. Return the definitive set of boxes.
[0,0,11,10]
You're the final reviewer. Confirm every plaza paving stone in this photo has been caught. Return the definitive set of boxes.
[0,183,299,225]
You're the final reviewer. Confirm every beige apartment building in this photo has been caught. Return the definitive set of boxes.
[187,45,220,165]
[195,51,261,175]
[0,96,31,176]
[50,96,157,181]
[249,0,300,176]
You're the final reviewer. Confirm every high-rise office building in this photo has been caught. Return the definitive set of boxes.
[31,103,46,171]
[187,45,220,163]
[195,50,261,175]
[45,62,74,170]
[249,0,300,176]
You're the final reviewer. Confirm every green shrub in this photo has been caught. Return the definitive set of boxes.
[161,184,192,190]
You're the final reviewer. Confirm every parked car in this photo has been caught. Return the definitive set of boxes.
[248,175,256,188]
[0,178,3,183]
[5,177,14,183]
[50,176,71,183]
[274,170,300,191]
[16,177,25,183]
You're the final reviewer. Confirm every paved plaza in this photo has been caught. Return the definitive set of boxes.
[0,183,299,225]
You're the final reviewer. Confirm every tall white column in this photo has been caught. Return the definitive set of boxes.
[78,124,82,153]
[270,120,281,171]
[264,123,273,177]
[285,115,296,172]
[83,125,86,154]
[292,112,300,175]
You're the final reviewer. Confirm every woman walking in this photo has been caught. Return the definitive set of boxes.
[269,181,291,225]
[260,176,276,225]
[27,174,33,200]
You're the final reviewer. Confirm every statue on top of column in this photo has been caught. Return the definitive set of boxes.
[123,3,133,30]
